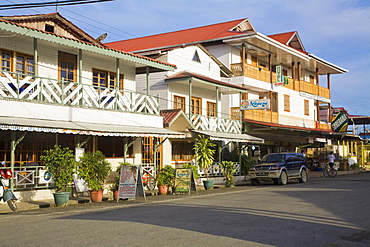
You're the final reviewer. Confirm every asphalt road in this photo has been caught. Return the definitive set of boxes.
[1,173,370,247]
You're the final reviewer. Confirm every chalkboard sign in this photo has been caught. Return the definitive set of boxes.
[118,165,146,200]
[174,168,197,194]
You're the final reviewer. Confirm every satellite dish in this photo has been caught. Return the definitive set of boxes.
[96,33,107,42]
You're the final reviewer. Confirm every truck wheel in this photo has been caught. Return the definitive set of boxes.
[278,171,288,185]
[298,169,308,183]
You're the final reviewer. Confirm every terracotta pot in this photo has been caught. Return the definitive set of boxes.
[89,190,103,202]
[157,185,168,195]
[113,190,119,201]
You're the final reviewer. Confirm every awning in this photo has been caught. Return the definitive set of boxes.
[191,130,264,143]
[0,116,185,138]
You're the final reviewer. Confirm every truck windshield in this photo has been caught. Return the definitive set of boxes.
[261,154,285,163]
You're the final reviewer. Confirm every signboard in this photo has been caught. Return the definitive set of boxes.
[331,111,348,132]
[275,65,283,86]
[241,99,270,110]
[174,168,197,194]
[118,165,146,200]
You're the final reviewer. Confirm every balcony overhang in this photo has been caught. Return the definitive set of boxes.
[191,130,264,143]
[0,116,185,138]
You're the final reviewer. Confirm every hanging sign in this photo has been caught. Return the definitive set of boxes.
[174,168,197,194]
[118,165,146,200]
[275,65,283,86]
[241,99,270,110]
[331,111,348,133]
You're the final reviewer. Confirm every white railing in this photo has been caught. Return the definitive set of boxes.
[190,114,242,133]
[197,162,241,177]
[0,71,160,115]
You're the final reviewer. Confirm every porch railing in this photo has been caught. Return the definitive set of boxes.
[198,162,241,177]
[0,71,160,115]
[190,114,242,134]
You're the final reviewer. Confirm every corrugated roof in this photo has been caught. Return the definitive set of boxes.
[106,18,254,52]
[166,71,247,92]
[161,109,182,127]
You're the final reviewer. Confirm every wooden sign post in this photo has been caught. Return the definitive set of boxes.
[174,168,197,194]
[118,165,146,200]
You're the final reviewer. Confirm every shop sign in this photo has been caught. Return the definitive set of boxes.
[241,99,270,110]
[275,65,283,86]
[331,111,348,132]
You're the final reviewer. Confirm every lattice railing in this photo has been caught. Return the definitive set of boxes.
[190,114,242,134]
[0,71,159,115]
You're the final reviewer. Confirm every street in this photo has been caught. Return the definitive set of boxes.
[1,173,370,247]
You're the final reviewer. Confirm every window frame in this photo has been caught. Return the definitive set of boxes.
[58,51,77,83]
[93,68,124,91]
[191,96,202,115]
[206,101,216,117]
[304,99,309,116]
[174,95,186,112]
[284,94,290,112]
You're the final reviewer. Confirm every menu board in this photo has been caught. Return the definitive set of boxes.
[118,165,145,200]
[174,168,197,194]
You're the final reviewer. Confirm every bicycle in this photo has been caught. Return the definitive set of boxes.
[323,163,337,178]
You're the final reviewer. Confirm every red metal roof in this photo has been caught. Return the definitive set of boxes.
[160,109,182,127]
[106,18,253,52]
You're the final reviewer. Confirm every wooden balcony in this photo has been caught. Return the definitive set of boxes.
[243,110,278,123]
[190,114,242,134]
[0,70,160,115]
[230,63,330,99]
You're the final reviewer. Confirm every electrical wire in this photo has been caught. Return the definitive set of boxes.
[0,0,113,10]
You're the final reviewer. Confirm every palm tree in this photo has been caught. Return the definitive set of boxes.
[193,135,216,180]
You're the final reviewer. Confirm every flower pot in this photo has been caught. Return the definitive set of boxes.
[157,185,168,195]
[203,180,214,190]
[53,192,70,207]
[90,190,103,202]
[113,190,119,201]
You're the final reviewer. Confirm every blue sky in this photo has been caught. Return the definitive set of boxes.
[2,0,370,116]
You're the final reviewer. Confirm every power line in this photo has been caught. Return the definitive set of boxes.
[0,0,113,10]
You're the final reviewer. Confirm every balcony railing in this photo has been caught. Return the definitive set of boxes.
[243,110,278,123]
[0,71,160,115]
[190,114,242,134]
[230,63,330,99]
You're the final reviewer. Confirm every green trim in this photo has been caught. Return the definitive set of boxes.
[0,21,175,71]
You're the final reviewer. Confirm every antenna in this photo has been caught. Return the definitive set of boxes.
[96,33,107,42]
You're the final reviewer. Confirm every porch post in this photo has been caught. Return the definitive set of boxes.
[327,73,332,122]
[188,79,193,119]
[116,58,120,89]
[316,68,320,124]
[33,38,38,76]
[78,49,82,84]
[216,86,219,131]
[146,66,150,95]
[241,43,245,76]
[10,131,27,191]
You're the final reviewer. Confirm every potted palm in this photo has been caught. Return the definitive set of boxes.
[40,145,75,206]
[193,135,216,190]
[220,161,236,187]
[156,165,175,195]
[78,150,112,202]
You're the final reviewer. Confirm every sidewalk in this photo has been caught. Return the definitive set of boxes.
[1,169,366,214]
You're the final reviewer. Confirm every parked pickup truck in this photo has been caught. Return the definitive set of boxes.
[249,152,308,185]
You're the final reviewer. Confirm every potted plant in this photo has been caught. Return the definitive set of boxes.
[193,135,216,190]
[78,150,112,202]
[40,145,75,206]
[220,161,236,187]
[155,165,175,195]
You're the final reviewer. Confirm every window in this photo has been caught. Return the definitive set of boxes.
[16,54,34,76]
[59,51,77,82]
[142,137,161,166]
[1,50,11,72]
[93,69,124,91]
[172,141,194,161]
[284,94,290,112]
[207,101,216,117]
[174,95,186,111]
[191,97,202,115]
[45,24,55,33]
[192,51,201,63]
[304,100,309,116]
[1,49,34,77]
[230,107,240,120]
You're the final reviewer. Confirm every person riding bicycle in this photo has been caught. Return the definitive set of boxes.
[327,151,335,169]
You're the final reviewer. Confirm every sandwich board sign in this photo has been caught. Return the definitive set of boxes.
[118,165,146,200]
[174,168,197,194]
